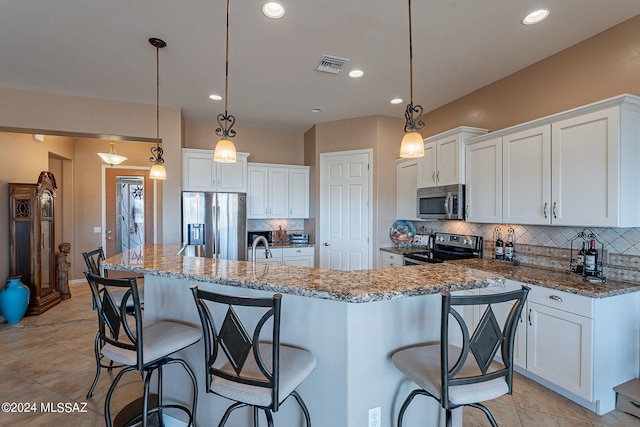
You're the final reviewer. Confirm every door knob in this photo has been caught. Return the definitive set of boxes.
[324,242,331,246]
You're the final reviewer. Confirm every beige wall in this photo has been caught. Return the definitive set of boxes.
[73,139,156,279]
[0,87,183,246]
[418,14,640,137]
[0,133,75,283]
[185,120,305,165]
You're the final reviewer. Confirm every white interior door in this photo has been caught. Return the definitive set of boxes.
[319,150,371,270]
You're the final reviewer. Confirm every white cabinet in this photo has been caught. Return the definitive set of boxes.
[502,125,551,224]
[288,167,310,218]
[182,149,249,192]
[465,137,502,223]
[396,158,418,220]
[380,251,403,268]
[248,163,310,219]
[417,127,487,188]
[486,280,639,415]
[282,246,315,267]
[248,246,315,267]
[468,95,640,227]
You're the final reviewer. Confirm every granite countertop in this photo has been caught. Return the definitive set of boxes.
[449,258,640,298]
[103,244,504,303]
[380,246,430,255]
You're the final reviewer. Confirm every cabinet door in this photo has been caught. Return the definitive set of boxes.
[503,125,551,225]
[247,166,269,218]
[436,135,462,186]
[417,141,437,188]
[465,137,502,223]
[183,150,215,191]
[381,251,403,267]
[288,167,309,218]
[551,107,619,226]
[268,168,289,218]
[283,257,314,267]
[217,155,247,192]
[527,301,593,400]
[396,159,418,220]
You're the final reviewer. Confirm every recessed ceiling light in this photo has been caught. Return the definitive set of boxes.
[209,94,222,101]
[348,69,364,78]
[522,9,549,25]
[310,107,322,113]
[262,2,285,19]
[390,98,403,105]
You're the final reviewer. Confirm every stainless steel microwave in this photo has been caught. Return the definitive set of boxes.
[417,184,464,220]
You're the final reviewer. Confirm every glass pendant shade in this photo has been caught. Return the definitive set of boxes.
[399,131,425,158]
[149,163,167,180]
[98,142,127,166]
[214,138,237,163]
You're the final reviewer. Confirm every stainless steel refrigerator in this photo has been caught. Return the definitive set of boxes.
[180,192,247,259]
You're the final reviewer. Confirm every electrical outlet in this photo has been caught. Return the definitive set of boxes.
[368,406,381,427]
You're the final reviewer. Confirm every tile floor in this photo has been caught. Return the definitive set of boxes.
[1,282,640,427]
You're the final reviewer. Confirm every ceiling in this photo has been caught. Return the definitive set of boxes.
[2,1,640,133]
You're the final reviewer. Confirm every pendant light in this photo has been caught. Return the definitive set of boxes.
[97,140,128,166]
[214,0,238,163]
[399,0,425,158]
[149,37,167,180]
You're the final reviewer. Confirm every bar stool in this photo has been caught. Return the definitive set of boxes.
[82,247,145,398]
[392,286,529,427]
[84,272,201,427]
[191,284,316,427]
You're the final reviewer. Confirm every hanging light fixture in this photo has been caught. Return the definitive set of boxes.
[399,0,425,158]
[149,37,167,180]
[97,140,128,166]
[214,0,238,163]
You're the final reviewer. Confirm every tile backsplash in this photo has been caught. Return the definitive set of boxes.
[412,221,640,283]
[248,219,305,232]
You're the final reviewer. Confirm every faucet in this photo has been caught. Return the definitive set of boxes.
[251,236,272,263]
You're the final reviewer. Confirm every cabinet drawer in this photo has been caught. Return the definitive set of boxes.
[528,285,593,318]
[282,247,314,257]
[382,251,404,267]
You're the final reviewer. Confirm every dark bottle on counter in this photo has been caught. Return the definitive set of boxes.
[495,232,504,260]
[505,233,514,261]
[576,241,587,274]
[584,239,598,276]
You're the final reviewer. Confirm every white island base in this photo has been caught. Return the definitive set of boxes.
[144,275,463,427]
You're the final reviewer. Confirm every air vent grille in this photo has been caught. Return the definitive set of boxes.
[316,55,350,74]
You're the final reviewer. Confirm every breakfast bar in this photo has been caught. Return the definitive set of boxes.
[103,244,504,427]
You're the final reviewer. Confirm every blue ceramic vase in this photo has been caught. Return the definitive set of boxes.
[0,276,30,324]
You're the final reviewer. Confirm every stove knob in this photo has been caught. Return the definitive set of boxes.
[463,239,468,245]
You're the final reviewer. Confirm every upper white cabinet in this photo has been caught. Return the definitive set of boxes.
[502,125,551,224]
[417,127,487,188]
[465,136,502,223]
[247,163,310,219]
[182,148,249,192]
[467,94,640,227]
[396,158,418,220]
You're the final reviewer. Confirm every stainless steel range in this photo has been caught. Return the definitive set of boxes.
[403,232,483,266]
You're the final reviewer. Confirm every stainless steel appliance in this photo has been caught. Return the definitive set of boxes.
[288,233,310,244]
[248,231,273,245]
[417,184,464,220]
[403,232,482,265]
[180,192,247,259]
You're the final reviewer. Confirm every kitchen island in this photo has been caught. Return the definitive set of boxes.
[103,244,504,427]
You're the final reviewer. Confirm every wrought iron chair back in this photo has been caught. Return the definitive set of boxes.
[440,287,529,407]
[84,272,143,368]
[82,247,107,277]
[192,286,281,409]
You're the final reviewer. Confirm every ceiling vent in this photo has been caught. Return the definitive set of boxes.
[316,55,349,74]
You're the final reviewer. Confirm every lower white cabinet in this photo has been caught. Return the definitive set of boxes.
[381,251,403,268]
[248,246,315,267]
[479,280,639,415]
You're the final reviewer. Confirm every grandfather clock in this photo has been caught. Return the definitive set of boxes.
[9,171,61,315]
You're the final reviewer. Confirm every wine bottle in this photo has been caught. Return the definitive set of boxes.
[505,233,514,261]
[584,239,598,276]
[576,241,586,274]
[495,232,504,260]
